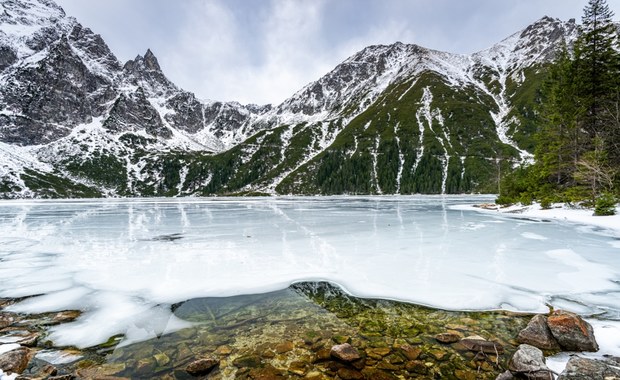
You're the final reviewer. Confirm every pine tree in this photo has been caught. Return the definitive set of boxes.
[574,0,618,137]
[535,47,583,189]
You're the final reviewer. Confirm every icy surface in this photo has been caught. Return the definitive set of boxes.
[0,196,619,350]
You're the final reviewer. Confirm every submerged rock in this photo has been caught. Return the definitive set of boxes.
[435,332,461,344]
[330,343,361,362]
[458,335,504,354]
[397,344,421,361]
[517,314,560,351]
[557,356,620,379]
[507,344,554,380]
[547,310,598,352]
[186,357,218,377]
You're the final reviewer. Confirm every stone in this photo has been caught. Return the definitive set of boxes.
[51,311,81,325]
[47,375,75,380]
[288,361,307,376]
[459,335,504,354]
[455,369,478,380]
[508,344,554,380]
[332,335,350,344]
[304,371,327,380]
[275,341,294,354]
[232,354,262,368]
[495,370,516,380]
[245,363,287,380]
[153,352,170,367]
[0,331,39,347]
[330,343,360,362]
[186,357,218,377]
[134,358,156,377]
[215,345,233,355]
[547,310,598,352]
[75,362,128,379]
[517,314,561,351]
[0,347,31,375]
[557,356,620,379]
[435,332,461,344]
[405,360,427,374]
[366,347,391,359]
[337,367,364,380]
[429,349,448,361]
[360,368,398,380]
[0,313,15,329]
[398,344,421,360]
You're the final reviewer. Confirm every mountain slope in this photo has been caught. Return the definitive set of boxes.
[0,0,580,198]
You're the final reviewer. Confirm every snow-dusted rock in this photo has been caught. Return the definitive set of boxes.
[508,344,554,379]
[557,357,620,380]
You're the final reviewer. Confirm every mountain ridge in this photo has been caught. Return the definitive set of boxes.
[0,0,583,198]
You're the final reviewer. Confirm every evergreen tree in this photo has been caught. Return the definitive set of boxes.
[574,0,618,137]
[499,0,620,205]
[535,47,583,189]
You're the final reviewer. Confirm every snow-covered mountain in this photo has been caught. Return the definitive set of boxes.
[0,0,579,198]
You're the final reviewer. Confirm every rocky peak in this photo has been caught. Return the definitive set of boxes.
[68,23,121,74]
[143,48,160,71]
[123,49,176,97]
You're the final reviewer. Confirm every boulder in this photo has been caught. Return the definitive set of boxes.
[547,310,598,352]
[517,314,560,351]
[557,356,620,379]
[186,357,218,377]
[508,344,554,380]
[0,347,31,375]
[330,343,361,362]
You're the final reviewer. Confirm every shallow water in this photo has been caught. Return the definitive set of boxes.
[0,195,619,349]
[97,282,531,379]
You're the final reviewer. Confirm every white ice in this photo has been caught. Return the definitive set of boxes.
[0,196,619,352]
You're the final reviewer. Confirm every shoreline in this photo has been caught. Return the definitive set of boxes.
[452,201,620,236]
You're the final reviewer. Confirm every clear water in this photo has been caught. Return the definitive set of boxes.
[0,195,619,349]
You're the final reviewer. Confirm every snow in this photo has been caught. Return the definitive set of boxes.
[371,135,381,194]
[0,196,619,352]
[457,202,620,237]
[394,123,404,193]
[0,343,20,356]
[0,369,17,380]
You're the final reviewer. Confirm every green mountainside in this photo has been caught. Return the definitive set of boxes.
[0,2,580,198]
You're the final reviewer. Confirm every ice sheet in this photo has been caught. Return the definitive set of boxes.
[0,196,619,350]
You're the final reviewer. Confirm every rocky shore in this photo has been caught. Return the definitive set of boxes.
[0,283,619,379]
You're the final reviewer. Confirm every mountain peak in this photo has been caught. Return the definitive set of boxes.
[123,49,176,96]
[143,48,161,71]
[125,49,162,73]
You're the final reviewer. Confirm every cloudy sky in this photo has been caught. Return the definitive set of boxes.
[55,0,620,106]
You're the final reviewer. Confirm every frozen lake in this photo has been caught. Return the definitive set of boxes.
[0,195,619,349]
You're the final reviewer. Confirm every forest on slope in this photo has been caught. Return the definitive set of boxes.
[498,0,620,215]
